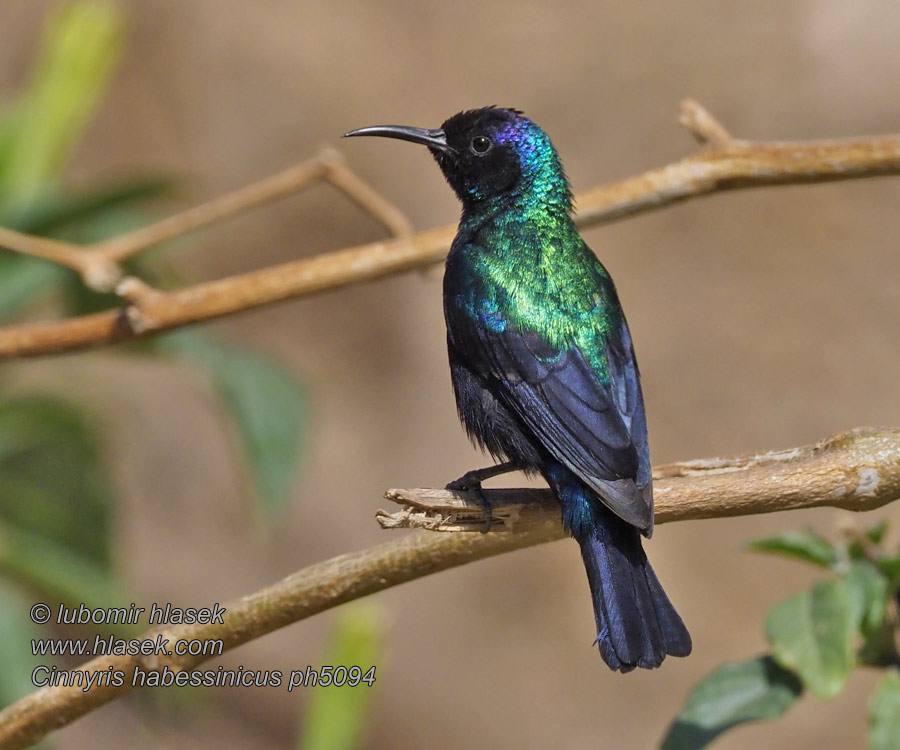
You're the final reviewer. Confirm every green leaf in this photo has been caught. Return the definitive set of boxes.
[298,605,384,750]
[11,177,174,236]
[156,332,309,517]
[865,520,889,546]
[765,579,856,698]
[0,104,23,171]
[0,1,125,215]
[869,670,900,750]
[660,656,802,750]
[848,521,891,562]
[0,580,44,706]
[843,561,889,658]
[0,395,113,566]
[0,521,138,640]
[879,555,900,588]
[748,530,838,569]
[0,254,65,321]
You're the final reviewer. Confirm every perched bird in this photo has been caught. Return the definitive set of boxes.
[345,107,691,672]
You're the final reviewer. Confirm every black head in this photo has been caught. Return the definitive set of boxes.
[344,107,571,211]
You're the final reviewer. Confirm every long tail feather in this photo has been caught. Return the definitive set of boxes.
[552,470,691,672]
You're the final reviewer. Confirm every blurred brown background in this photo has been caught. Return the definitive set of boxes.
[3,1,900,747]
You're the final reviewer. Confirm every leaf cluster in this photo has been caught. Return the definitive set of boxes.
[663,522,900,749]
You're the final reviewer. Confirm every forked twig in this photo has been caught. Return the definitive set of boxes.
[0,149,411,292]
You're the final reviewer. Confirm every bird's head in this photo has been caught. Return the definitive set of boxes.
[344,107,572,212]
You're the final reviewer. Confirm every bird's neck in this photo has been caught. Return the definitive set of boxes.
[460,188,575,239]
[459,194,580,262]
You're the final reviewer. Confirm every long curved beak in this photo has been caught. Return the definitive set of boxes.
[343,125,455,154]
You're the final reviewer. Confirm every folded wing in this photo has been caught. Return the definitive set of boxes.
[449,303,653,532]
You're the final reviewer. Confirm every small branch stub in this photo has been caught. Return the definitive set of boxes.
[115,277,167,334]
[378,487,551,532]
[679,98,736,147]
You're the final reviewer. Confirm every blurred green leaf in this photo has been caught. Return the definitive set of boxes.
[869,670,900,750]
[0,0,169,323]
[0,105,22,171]
[298,605,384,750]
[0,395,113,566]
[11,177,174,236]
[748,530,838,569]
[865,520,889,546]
[765,580,856,698]
[660,656,802,750]
[0,521,138,639]
[0,254,65,321]
[156,332,309,517]
[0,1,125,216]
[848,521,892,563]
[879,555,900,588]
[0,580,44,706]
[843,561,889,660]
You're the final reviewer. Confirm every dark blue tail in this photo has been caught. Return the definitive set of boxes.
[550,469,691,672]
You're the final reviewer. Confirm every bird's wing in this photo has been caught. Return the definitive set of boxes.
[448,304,652,531]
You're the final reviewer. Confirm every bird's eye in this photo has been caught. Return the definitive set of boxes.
[471,135,492,154]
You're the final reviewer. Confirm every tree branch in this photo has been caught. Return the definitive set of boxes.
[0,148,411,293]
[1,427,898,750]
[1,100,900,359]
[378,428,899,530]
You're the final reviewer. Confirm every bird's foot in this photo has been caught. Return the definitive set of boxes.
[446,469,486,492]
[445,472,494,533]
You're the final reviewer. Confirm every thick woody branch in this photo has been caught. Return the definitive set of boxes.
[1,101,900,359]
[1,427,898,750]
[378,428,899,530]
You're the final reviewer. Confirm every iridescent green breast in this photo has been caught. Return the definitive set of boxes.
[459,213,622,383]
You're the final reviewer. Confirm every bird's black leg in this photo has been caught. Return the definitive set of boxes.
[446,460,518,490]
[445,461,518,532]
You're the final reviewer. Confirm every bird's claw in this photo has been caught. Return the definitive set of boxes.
[445,474,494,533]
[445,470,483,492]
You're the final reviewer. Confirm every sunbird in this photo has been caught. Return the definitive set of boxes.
[345,107,691,671]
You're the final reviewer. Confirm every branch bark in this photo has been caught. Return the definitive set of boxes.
[2,100,900,359]
[1,427,898,750]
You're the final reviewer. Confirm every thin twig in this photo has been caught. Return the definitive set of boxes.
[0,149,411,293]
[93,147,413,265]
[92,158,331,267]
[0,427,898,750]
[0,227,93,277]
[678,98,736,147]
[318,149,413,238]
[1,101,899,360]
